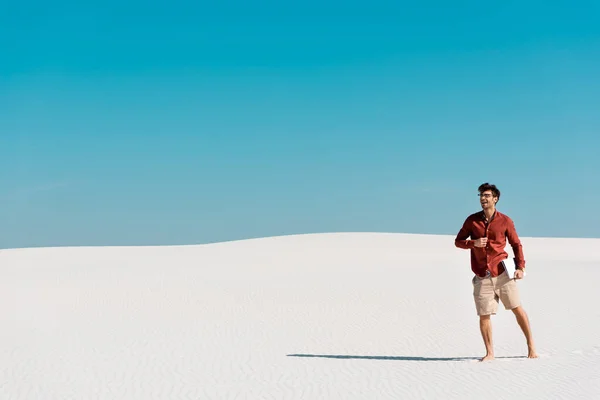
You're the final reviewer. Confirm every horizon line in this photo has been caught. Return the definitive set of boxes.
[2,230,599,252]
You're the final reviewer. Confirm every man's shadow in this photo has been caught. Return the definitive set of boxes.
[287,354,526,362]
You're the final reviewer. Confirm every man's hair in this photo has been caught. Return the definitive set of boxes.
[478,182,500,201]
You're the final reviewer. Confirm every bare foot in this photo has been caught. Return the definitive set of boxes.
[528,348,538,359]
[480,354,495,362]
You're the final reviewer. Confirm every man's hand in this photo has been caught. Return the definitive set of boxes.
[514,269,525,279]
[473,237,488,247]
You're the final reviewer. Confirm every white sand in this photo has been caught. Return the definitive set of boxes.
[2,232,600,399]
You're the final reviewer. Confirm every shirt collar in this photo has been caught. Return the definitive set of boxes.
[481,210,497,222]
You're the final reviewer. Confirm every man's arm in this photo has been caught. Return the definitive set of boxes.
[506,217,526,269]
[455,218,475,249]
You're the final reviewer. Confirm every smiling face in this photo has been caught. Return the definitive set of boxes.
[479,190,497,210]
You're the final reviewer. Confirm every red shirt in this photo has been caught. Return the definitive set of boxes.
[455,210,526,277]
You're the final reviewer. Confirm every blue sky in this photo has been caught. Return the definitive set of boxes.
[1,1,599,248]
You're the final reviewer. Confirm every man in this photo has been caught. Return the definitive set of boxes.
[455,183,538,361]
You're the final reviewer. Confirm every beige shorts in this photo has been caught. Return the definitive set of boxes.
[472,271,521,316]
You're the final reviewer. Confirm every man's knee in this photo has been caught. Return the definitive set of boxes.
[511,306,528,319]
[511,306,523,314]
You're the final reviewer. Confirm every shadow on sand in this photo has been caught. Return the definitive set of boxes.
[287,354,527,362]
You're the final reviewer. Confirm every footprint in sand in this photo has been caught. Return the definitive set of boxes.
[571,348,600,356]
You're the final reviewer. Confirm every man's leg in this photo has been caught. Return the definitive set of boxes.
[473,274,497,361]
[497,272,538,359]
[479,314,494,361]
[511,306,538,358]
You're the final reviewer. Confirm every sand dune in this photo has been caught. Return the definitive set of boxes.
[2,232,600,399]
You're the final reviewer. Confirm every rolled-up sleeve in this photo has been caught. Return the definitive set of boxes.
[455,218,474,249]
[506,217,526,269]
